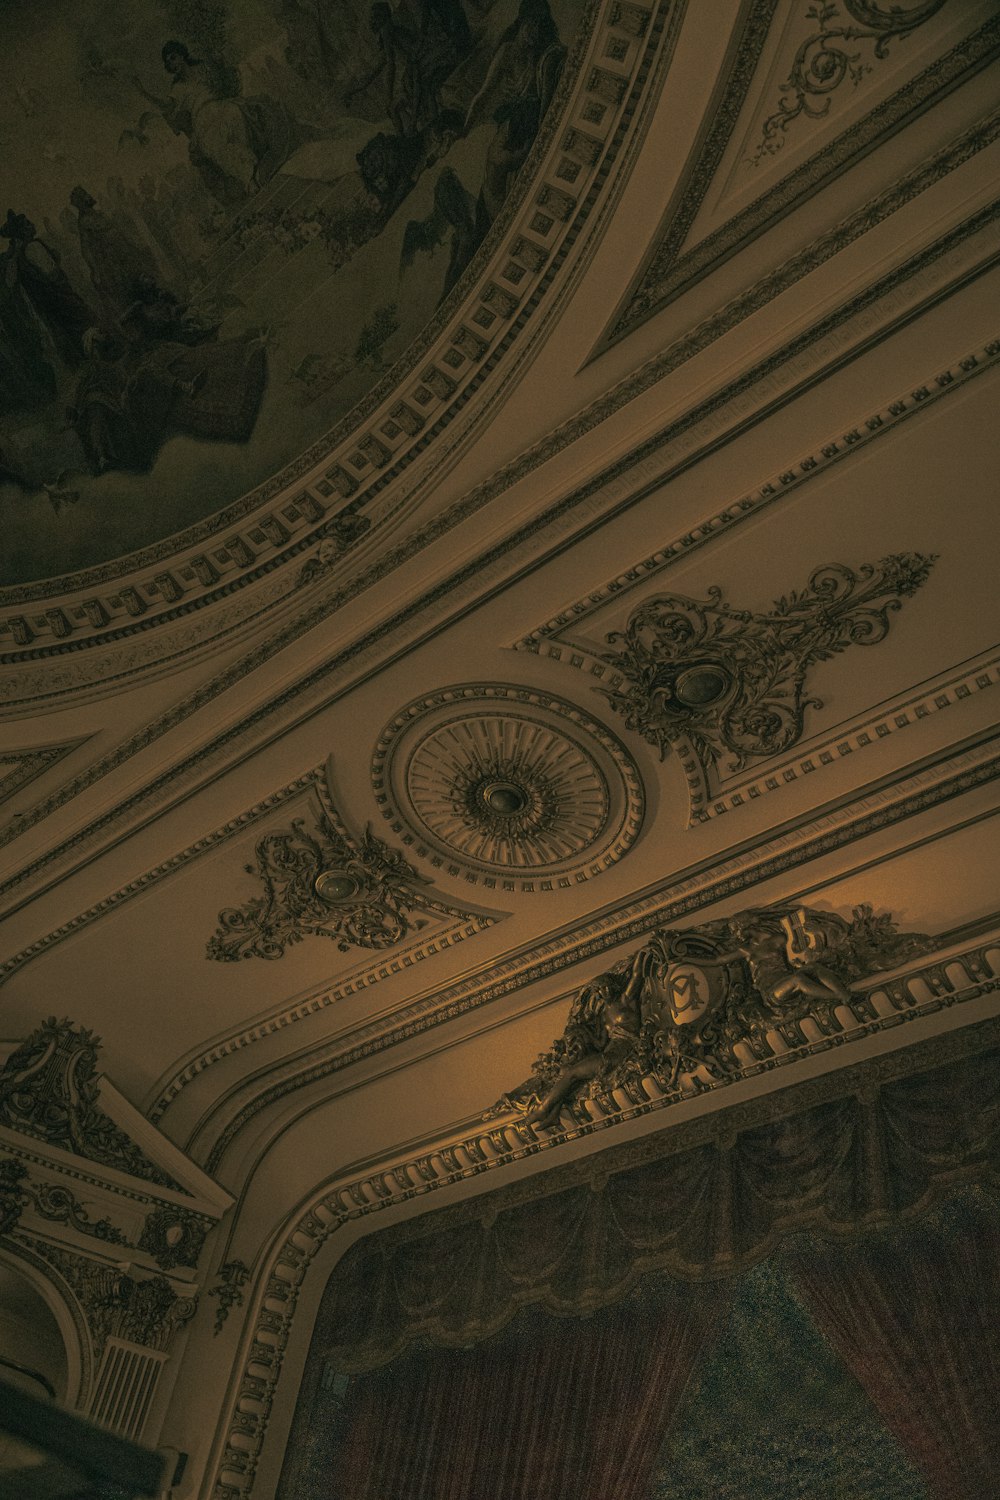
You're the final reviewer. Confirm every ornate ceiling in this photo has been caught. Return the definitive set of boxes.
[1,2,998,1497]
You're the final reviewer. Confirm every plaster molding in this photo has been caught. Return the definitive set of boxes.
[371,684,645,891]
[1,79,995,700]
[606,10,1000,343]
[205,939,1000,1500]
[0,1236,96,1404]
[752,0,951,165]
[204,773,480,963]
[3,233,997,918]
[515,336,1000,654]
[692,651,1000,820]
[190,734,1000,1172]
[0,767,326,978]
[0,735,90,813]
[0,763,500,1020]
[593,551,936,815]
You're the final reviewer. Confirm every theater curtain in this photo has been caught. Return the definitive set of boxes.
[278,1035,1000,1498]
[792,1201,1000,1500]
[335,1282,724,1500]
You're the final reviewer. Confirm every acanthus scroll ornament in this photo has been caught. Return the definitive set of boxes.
[295,510,372,587]
[372,686,644,890]
[138,1205,209,1270]
[0,1018,184,1190]
[208,1259,251,1334]
[0,1156,130,1246]
[489,902,935,1129]
[207,811,427,963]
[599,553,935,802]
[755,1,949,160]
[0,1157,29,1235]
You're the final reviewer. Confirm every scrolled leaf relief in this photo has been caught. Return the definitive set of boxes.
[209,1258,251,1335]
[755,0,949,160]
[0,1017,185,1190]
[296,511,372,587]
[0,1157,29,1235]
[599,553,935,790]
[488,903,936,1129]
[207,814,427,962]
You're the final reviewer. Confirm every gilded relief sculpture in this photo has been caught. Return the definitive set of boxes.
[206,816,426,960]
[599,553,935,801]
[491,903,934,1127]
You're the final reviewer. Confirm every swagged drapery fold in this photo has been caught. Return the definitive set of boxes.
[318,1037,1000,1372]
[277,1031,1000,1499]
[793,1195,1000,1500]
[334,1287,724,1500]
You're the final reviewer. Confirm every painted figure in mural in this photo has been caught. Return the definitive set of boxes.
[0,211,95,369]
[346,2,468,138]
[417,0,473,56]
[400,164,481,300]
[70,324,266,477]
[0,0,582,581]
[69,187,160,319]
[71,329,168,475]
[357,109,466,219]
[465,0,567,230]
[464,0,566,135]
[476,96,539,229]
[120,277,219,348]
[523,950,654,1128]
[279,0,338,85]
[132,42,294,204]
[0,247,58,412]
[347,4,426,137]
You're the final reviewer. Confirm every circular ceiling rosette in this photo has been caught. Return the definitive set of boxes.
[372,686,645,891]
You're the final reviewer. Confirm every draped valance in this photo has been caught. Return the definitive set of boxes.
[322,1026,1000,1373]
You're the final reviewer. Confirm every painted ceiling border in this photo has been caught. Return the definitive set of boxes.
[1,269,997,917]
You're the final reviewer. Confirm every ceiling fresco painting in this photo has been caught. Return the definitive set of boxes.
[0,0,584,586]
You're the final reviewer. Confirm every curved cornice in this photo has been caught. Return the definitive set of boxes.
[1,310,996,912]
[4,4,994,689]
[1,105,996,715]
[0,0,676,657]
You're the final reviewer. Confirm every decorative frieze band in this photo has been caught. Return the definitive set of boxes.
[515,339,1000,653]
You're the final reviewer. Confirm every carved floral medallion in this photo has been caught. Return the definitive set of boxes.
[372,686,645,889]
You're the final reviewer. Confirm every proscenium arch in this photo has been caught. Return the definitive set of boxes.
[199,1003,1000,1500]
